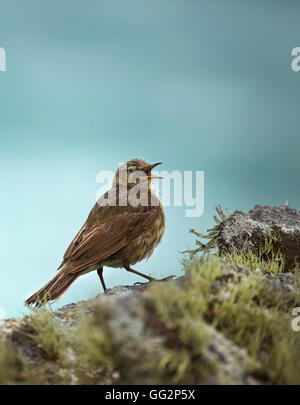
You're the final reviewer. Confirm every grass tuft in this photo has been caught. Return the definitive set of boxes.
[223,232,285,274]
[183,205,231,256]
[0,337,20,384]
[26,305,66,360]
[74,306,114,383]
[149,250,300,384]
[211,269,300,384]
[187,206,285,275]
[147,257,224,383]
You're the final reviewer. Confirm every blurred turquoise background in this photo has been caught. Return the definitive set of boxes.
[1,0,300,317]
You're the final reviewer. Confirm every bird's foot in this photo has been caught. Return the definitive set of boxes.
[156,275,176,282]
[133,281,151,287]
[134,275,176,286]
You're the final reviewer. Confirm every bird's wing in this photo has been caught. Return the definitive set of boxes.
[59,188,120,268]
[61,205,160,275]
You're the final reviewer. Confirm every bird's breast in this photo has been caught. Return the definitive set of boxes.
[103,204,165,268]
[126,208,165,265]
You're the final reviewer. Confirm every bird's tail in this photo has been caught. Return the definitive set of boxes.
[25,270,79,307]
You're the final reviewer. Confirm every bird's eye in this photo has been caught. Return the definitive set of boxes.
[128,167,134,173]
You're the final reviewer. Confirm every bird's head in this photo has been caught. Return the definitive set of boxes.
[113,159,162,188]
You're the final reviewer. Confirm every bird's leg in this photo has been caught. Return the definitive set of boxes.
[124,265,176,285]
[97,267,107,292]
[124,265,156,282]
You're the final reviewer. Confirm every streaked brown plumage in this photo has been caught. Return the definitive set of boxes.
[26,159,169,307]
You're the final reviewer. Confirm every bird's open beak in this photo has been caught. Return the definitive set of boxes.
[146,162,162,179]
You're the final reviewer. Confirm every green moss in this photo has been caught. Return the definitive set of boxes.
[26,305,66,360]
[211,269,300,384]
[74,306,115,383]
[190,254,300,383]
[0,337,20,384]
[223,233,285,274]
[0,321,69,384]
[78,307,113,368]
[147,258,224,383]
[1,203,299,385]
[19,359,72,385]
[187,206,285,275]
[148,249,300,384]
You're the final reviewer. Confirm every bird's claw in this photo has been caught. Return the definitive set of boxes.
[158,275,176,281]
[134,280,152,286]
[134,275,176,286]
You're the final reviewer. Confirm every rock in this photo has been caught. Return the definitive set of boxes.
[0,276,261,385]
[89,285,254,385]
[218,205,300,271]
[2,205,300,385]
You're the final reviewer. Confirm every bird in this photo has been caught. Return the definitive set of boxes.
[26,159,172,307]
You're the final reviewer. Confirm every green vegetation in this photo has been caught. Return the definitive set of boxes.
[148,258,221,383]
[0,206,299,384]
[186,205,285,275]
[26,305,67,360]
[183,205,231,256]
[210,267,300,384]
[0,307,73,384]
[149,252,300,384]
[223,234,285,274]
[1,251,300,384]
[74,306,114,383]
[172,206,300,383]
[0,337,20,384]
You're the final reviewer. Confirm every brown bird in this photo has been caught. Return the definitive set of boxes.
[26,159,171,307]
